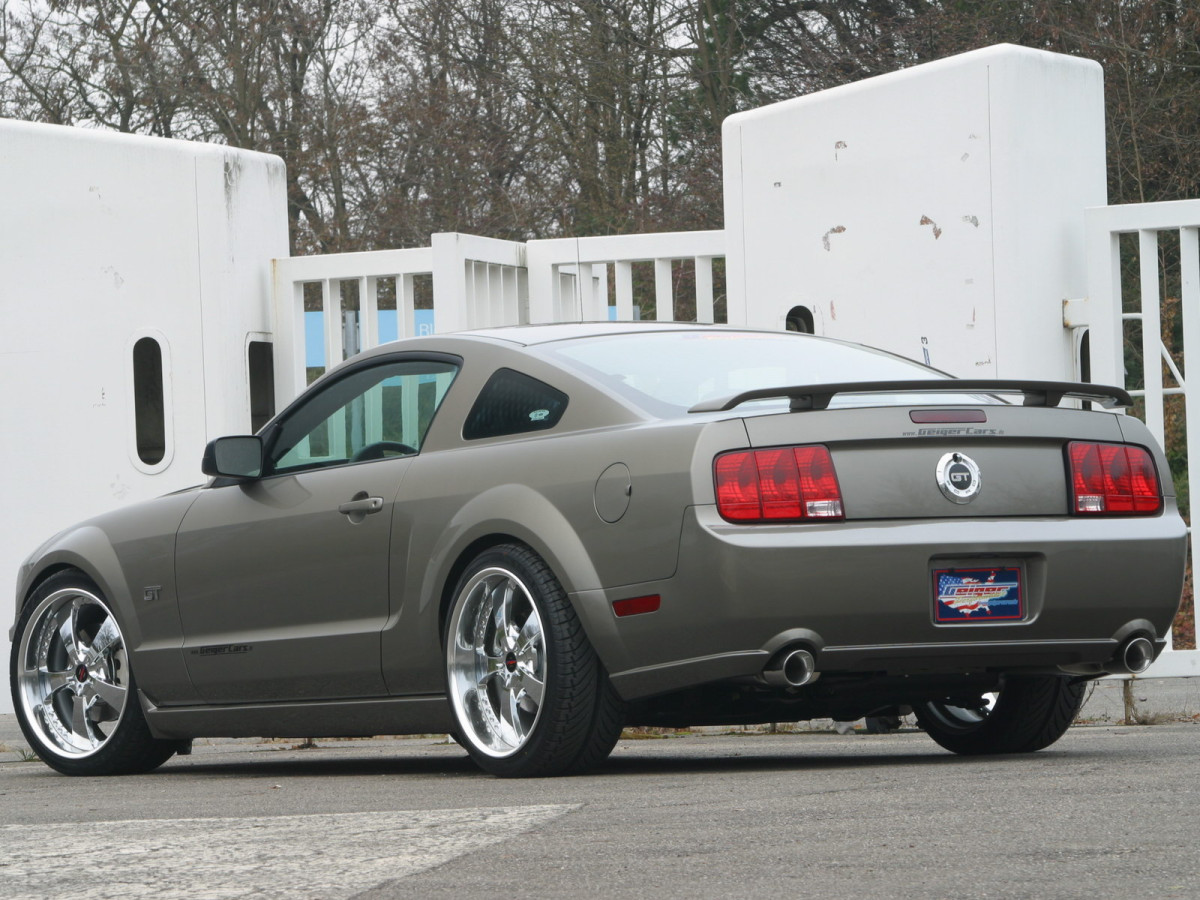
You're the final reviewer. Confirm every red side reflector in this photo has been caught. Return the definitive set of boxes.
[909,409,987,424]
[1067,441,1162,515]
[714,445,844,522]
[613,595,661,617]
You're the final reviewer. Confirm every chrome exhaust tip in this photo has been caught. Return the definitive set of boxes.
[1102,634,1156,675]
[1121,636,1154,675]
[763,648,820,688]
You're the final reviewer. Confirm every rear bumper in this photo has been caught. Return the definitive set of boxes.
[578,506,1187,701]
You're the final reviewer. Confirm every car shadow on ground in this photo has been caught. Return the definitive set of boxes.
[133,739,1106,781]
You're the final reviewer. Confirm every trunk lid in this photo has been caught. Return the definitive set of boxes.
[741,404,1129,519]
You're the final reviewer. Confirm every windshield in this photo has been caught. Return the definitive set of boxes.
[537,330,988,416]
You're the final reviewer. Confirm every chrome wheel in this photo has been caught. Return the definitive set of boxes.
[446,566,546,758]
[15,586,130,759]
[916,678,1084,755]
[919,692,998,733]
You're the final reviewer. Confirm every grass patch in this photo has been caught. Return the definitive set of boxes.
[0,742,39,762]
[619,727,692,740]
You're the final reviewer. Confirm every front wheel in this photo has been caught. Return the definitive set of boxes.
[915,675,1085,755]
[10,571,179,775]
[444,544,624,777]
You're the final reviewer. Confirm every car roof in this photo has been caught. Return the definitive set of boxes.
[456,321,740,346]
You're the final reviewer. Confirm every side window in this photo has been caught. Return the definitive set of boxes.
[267,358,458,474]
[463,368,568,440]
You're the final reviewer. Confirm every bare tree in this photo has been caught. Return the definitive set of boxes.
[1,0,381,251]
[5,0,1199,248]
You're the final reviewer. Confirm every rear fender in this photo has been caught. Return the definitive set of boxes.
[422,483,603,615]
[382,484,603,695]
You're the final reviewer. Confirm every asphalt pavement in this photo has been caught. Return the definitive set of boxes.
[1,678,1197,899]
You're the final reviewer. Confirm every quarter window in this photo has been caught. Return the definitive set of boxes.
[463,368,568,440]
[267,358,458,475]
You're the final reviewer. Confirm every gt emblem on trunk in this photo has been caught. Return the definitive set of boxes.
[936,452,982,504]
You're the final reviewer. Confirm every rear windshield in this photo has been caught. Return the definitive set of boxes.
[537,330,983,416]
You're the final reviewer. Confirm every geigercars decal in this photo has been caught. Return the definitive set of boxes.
[190,644,254,657]
[901,427,1006,437]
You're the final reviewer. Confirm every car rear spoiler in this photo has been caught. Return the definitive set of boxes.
[687,380,1134,413]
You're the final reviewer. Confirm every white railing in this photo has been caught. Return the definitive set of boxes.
[272,230,728,403]
[1086,198,1200,675]
[271,235,529,401]
[526,231,726,323]
[431,233,528,331]
[272,247,434,401]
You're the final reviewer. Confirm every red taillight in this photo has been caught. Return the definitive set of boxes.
[714,445,844,522]
[713,450,762,521]
[1067,441,1162,515]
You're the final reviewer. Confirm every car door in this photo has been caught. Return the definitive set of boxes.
[175,355,459,704]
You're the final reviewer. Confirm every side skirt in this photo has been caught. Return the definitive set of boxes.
[140,692,454,740]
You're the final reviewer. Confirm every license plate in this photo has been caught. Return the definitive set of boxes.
[933,566,1023,623]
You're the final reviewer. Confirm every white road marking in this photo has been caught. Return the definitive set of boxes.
[0,805,576,899]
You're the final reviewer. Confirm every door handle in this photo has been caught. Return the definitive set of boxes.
[338,496,384,516]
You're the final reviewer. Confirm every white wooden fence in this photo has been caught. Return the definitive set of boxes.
[526,231,726,323]
[272,230,726,402]
[1085,198,1200,675]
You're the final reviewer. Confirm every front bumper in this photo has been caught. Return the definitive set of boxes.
[578,506,1187,701]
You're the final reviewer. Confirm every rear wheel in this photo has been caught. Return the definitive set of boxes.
[10,571,179,776]
[915,675,1084,755]
[445,544,624,777]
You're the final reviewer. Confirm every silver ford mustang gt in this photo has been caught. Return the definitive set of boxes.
[10,323,1186,777]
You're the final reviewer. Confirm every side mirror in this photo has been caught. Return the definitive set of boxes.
[202,436,264,479]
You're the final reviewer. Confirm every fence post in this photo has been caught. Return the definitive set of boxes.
[654,258,673,321]
[361,276,379,350]
[527,238,577,324]
[270,259,307,404]
[696,257,715,323]
[322,279,342,369]
[431,233,468,333]
[1084,210,1124,389]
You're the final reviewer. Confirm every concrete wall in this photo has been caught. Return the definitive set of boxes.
[1,120,288,713]
[723,43,1106,380]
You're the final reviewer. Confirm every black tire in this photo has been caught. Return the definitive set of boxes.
[914,675,1085,755]
[444,544,625,777]
[564,667,626,775]
[10,571,179,776]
